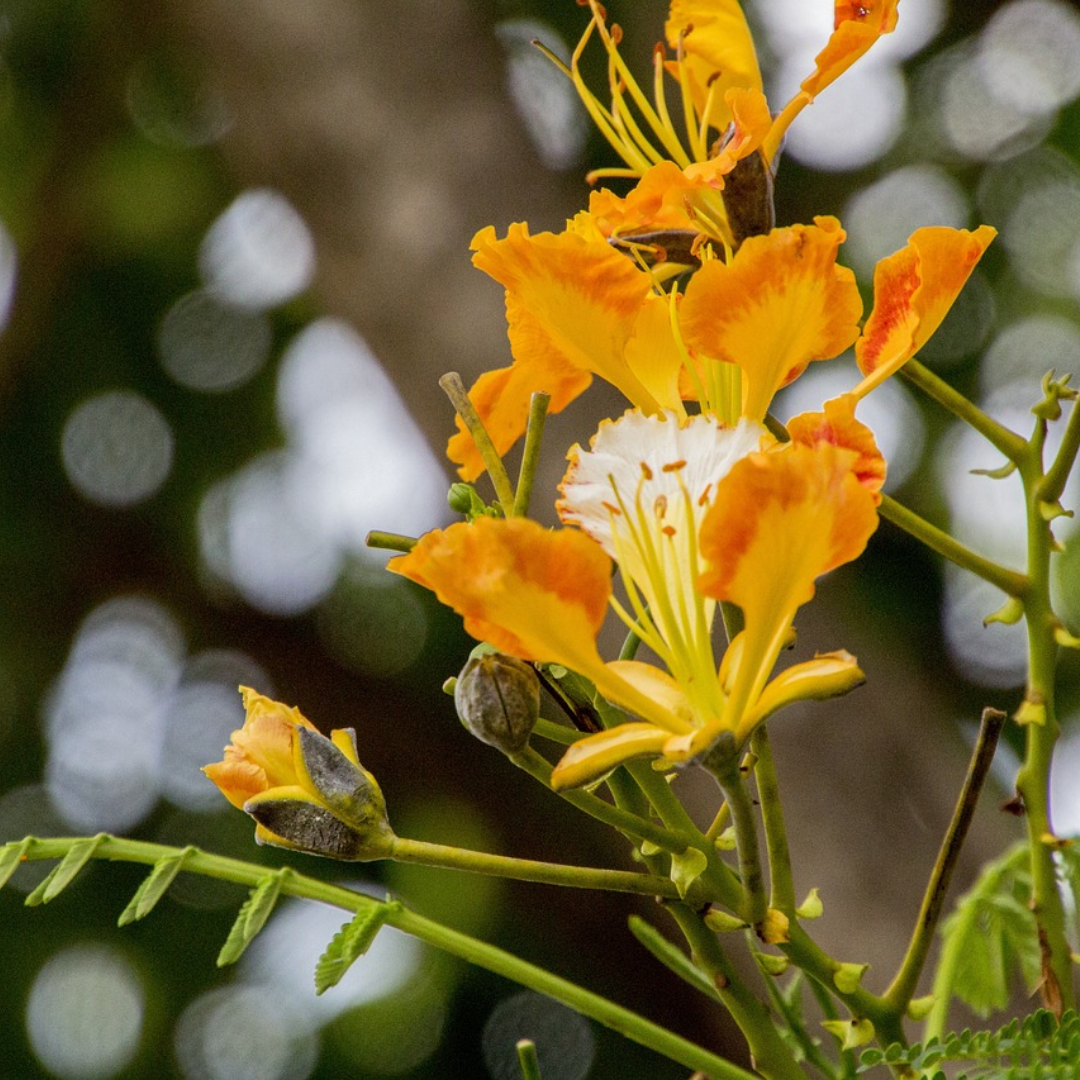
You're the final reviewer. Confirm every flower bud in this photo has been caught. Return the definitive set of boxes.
[203,687,395,861]
[454,653,539,753]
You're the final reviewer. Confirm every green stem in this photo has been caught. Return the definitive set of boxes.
[1014,430,1075,1014]
[901,360,1027,462]
[11,836,754,1080]
[750,727,795,915]
[701,741,767,926]
[513,392,550,519]
[667,905,807,1080]
[625,760,745,914]
[516,1040,542,1080]
[389,835,685,900]
[1041,394,1080,505]
[883,707,1006,1013]
[509,746,690,855]
[879,496,1027,598]
[439,372,516,516]
[365,530,417,553]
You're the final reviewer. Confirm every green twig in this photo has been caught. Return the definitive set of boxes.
[1041,394,1080,505]
[388,835,684,900]
[365,530,417,553]
[513,392,550,518]
[879,495,1027,598]
[751,727,795,915]
[439,372,516,516]
[516,1040,542,1080]
[8,836,755,1080]
[883,707,1006,1013]
[901,360,1026,462]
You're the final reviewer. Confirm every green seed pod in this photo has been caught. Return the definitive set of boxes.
[454,653,540,753]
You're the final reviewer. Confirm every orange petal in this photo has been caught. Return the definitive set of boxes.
[679,218,863,422]
[389,517,612,666]
[802,0,900,98]
[853,225,997,398]
[665,0,763,133]
[698,443,878,725]
[450,221,665,480]
[590,162,702,237]
[786,393,886,502]
[550,722,671,790]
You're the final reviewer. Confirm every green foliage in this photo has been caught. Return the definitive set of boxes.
[117,847,195,926]
[0,837,33,890]
[23,834,106,906]
[930,843,1040,1023]
[313,900,398,995]
[216,867,292,967]
[858,1009,1080,1078]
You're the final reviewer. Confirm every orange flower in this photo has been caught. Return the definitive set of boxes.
[204,687,393,859]
[853,226,998,398]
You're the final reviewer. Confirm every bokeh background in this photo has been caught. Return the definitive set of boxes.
[2,0,1080,1077]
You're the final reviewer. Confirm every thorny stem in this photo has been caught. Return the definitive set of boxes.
[883,707,1006,1013]
[439,372,516,516]
[750,727,795,915]
[1041,393,1080,505]
[7,836,755,1080]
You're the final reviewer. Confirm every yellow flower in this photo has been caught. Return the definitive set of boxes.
[567,0,899,246]
[404,412,878,788]
[203,687,394,860]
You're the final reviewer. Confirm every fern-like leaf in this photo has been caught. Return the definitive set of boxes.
[216,868,291,966]
[24,834,106,907]
[314,901,397,995]
[118,847,194,926]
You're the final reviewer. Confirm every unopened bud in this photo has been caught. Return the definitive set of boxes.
[454,653,540,753]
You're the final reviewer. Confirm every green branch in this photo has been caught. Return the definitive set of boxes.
[513,391,550,519]
[7,835,757,1080]
[751,727,795,915]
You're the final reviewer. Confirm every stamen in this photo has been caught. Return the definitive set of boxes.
[662,459,687,472]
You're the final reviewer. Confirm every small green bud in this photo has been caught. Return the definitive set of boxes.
[754,951,790,976]
[796,887,823,920]
[454,653,540,753]
[703,907,747,933]
[906,994,935,1021]
[448,482,482,516]
[833,961,870,995]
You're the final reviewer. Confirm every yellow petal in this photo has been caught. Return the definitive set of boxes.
[737,650,865,740]
[550,722,672,790]
[698,443,878,726]
[665,0,763,133]
[679,218,863,422]
[853,225,997,398]
[605,659,695,733]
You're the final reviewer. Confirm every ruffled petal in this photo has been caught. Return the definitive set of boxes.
[853,225,997,398]
[550,722,672,790]
[698,443,878,727]
[679,218,863,422]
[786,394,886,502]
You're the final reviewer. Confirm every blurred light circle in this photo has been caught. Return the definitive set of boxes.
[0,785,68,893]
[496,20,586,170]
[1050,720,1080,836]
[174,985,317,1080]
[27,945,144,1080]
[980,314,1080,395]
[1001,178,1080,298]
[942,569,1028,687]
[208,453,342,616]
[939,44,1050,162]
[780,62,906,172]
[977,146,1079,227]
[844,164,970,280]
[61,390,173,506]
[158,289,271,392]
[977,0,1080,118]
[772,361,926,493]
[0,218,15,333]
[200,189,315,311]
[482,991,595,1080]
[125,57,231,148]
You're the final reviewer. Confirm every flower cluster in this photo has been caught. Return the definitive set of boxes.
[206,0,994,811]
